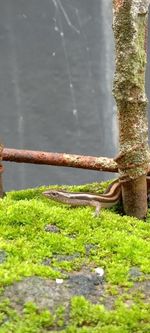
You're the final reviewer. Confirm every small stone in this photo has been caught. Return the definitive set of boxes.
[56,279,63,284]
[95,267,104,277]
[85,244,96,255]
[53,253,80,262]
[0,250,7,264]
[44,224,60,233]
[42,258,51,266]
[125,300,134,308]
[128,267,142,281]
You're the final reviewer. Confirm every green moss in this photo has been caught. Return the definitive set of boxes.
[0,297,149,332]
[69,296,150,332]
[0,300,54,333]
[0,181,149,332]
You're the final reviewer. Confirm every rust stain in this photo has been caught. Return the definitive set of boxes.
[114,0,124,12]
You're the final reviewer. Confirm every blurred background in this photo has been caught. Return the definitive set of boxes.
[0,0,150,191]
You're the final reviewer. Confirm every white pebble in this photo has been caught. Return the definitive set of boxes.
[95,267,104,277]
[56,278,63,284]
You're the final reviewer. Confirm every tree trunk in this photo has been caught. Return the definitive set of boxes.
[112,0,150,219]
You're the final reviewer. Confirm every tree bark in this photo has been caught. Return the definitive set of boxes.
[112,0,150,219]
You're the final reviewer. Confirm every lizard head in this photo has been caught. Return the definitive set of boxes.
[43,189,69,202]
[43,190,60,198]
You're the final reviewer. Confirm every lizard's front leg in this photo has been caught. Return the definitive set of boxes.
[91,201,101,217]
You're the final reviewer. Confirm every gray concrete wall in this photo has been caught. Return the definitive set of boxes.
[0,1,149,190]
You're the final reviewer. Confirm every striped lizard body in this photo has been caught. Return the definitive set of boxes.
[43,177,150,217]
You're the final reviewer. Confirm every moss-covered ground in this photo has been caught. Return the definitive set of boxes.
[0,180,149,332]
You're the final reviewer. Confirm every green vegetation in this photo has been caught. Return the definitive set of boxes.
[0,181,149,332]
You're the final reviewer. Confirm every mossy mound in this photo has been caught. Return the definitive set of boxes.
[0,181,149,332]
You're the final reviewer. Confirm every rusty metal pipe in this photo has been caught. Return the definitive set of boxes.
[2,148,118,172]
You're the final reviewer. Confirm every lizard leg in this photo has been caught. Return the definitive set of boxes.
[92,201,101,217]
